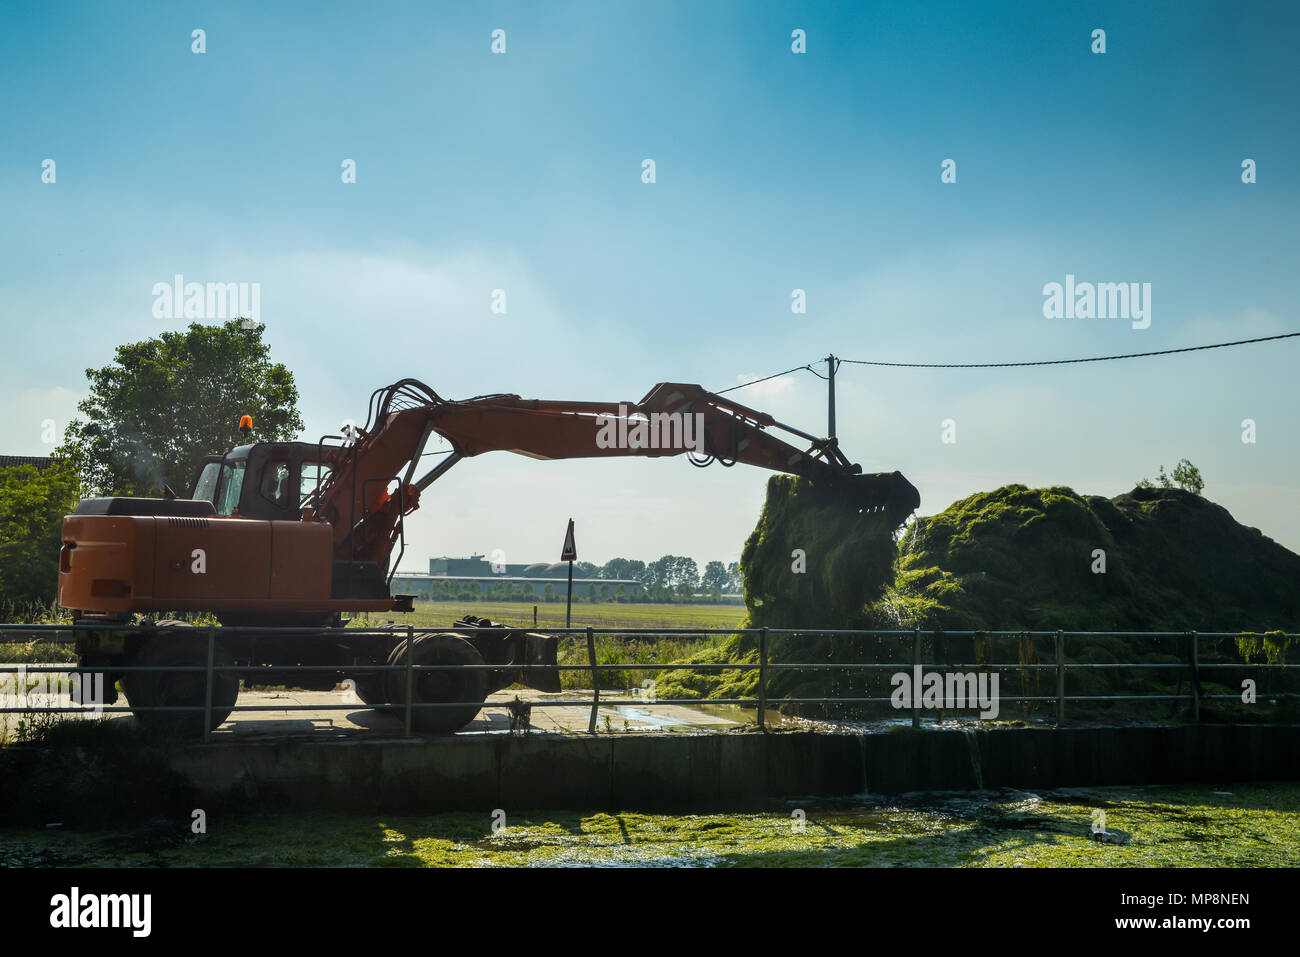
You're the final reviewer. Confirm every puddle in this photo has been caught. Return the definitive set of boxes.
[605,706,683,730]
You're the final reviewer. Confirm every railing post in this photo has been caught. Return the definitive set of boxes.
[911,628,921,729]
[203,627,215,743]
[1054,630,1065,726]
[757,627,768,731]
[586,626,599,734]
[403,625,414,737]
[1189,630,1200,722]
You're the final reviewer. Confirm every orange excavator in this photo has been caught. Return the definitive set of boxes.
[59,379,919,734]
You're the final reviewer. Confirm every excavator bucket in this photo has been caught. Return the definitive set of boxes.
[842,471,922,528]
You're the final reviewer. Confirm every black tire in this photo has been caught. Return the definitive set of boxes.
[351,625,406,712]
[352,673,391,712]
[384,633,487,733]
[121,629,238,737]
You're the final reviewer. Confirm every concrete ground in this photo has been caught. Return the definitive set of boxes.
[206,687,742,738]
[1,668,742,738]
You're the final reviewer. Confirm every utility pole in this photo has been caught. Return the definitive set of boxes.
[826,354,838,439]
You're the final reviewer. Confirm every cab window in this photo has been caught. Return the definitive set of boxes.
[192,462,221,503]
[214,461,246,515]
[259,462,291,507]
[300,463,332,506]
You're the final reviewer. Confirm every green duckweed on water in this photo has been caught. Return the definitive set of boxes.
[3,782,1296,868]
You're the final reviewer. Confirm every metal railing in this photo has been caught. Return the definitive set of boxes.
[0,623,1296,741]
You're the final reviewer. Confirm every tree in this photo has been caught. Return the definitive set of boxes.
[672,556,699,590]
[644,556,671,590]
[1137,458,1205,496]
[58,321,304,497]
[701,560,729,599]
[600,558,647,583]
[0,463,79,606]
[1170,459,1205,495]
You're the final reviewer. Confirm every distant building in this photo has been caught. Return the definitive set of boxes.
[0,455,56,470]
[392,554,642,600]
[428,554,579,580]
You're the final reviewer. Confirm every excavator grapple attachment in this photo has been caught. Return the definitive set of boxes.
[840,471,922,528]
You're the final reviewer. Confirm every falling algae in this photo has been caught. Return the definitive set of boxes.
[658,474,905,712]
[740,475,900,630]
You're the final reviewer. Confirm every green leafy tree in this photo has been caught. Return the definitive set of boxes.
[58,321,304,497]
[701,560,729,599]
[1170,459,1205,495]
[0,464,80,605]
[1137,458,1205,495]
[644,556,671,590]
[600,558,647,583]
[671,556,700,590]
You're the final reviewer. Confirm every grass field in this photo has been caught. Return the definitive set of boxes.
[351,599,751,690]
[365,599,749,632]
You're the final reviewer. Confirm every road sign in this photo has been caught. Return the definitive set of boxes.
[560,518,577,562]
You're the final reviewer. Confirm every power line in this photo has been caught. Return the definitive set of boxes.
[716,331,1300,394]
[715,363,818,394]
[839,332,1300,369]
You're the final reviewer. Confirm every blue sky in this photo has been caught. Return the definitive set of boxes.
[2,0,1297,570]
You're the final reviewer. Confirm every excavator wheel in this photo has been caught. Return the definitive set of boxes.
[351,625,411,712]
[384,633,487,733]
[352,672,391,713]
[121,624,239,737]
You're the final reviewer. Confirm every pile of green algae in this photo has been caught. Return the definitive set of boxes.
[658,478,1300,717]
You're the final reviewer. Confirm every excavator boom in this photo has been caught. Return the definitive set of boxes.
[315,379,920,570]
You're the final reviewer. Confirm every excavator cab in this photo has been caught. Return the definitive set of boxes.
[190,442,333,521]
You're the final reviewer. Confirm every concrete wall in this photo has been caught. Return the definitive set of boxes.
[169,724,1300,813]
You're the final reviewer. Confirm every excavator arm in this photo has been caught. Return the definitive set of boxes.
[313,379,919,568]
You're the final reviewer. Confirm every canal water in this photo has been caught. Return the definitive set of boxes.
[2,781,1295,867]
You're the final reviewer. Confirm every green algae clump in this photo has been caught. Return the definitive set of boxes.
[892,484,1300,633]
[661,480,1300,717]
[740,475,901,629]
[658,474,906,708]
